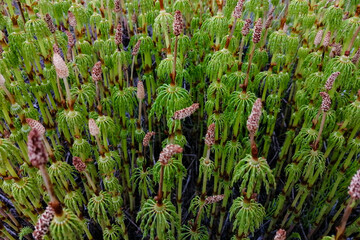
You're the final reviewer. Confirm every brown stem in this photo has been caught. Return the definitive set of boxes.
[335,198,355,240]
[159,0,164,11]
[192,203,205,231]
[1,86,15,105]
[171,36,179,86]
[156,165,165,205]
[345,25,360,55]
[249,132,258,160]
[313,111,326,150]
[38,164,59,206]
[242,44,256,92]
[225,19,237,49]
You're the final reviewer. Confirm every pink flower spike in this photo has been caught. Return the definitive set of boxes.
[159,144,183,165]
[73,156,86,172]
[274,229,286,240]
[349,169,360,200]
[88,119,100,136]
[33,205,55,240]
[27,128,48,168]
[320,92,331,112]
[173,10,183,36]
[205,123,216,147]
[247,99,262,134]
[143,131,155,147]
[173,103,200,120]
[324,72,340,91]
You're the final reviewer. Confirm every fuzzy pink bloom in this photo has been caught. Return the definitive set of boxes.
[330,43,342,58]
[28,128,48,168]
[88,119,100,136]
[92,61,102,82]
[115,23,123,46]
[205,195,224,204]
[137,81,145,100]
[242,19,252,36]
[314,29,323,46]
[143,131,155,147]
[320,92,331,112]
[274,229,286,240]
[44,13,56,34]
[173,10,183,36]
[247,99,262,134]
[65,30,75,48]
[26,118,46,135]
[323,31,331,47]
[324,72,340,91]
[33,205,55,240]
[68,11,77,27]
[159,144,183,165]
[132,40,141,56]
[0,73,5,86]
[205,123,216,147]
[352,47,360,65]
[173,103,200,120]
[115,0,121,12]
[252,18,262,43]
[53,53,69,79]
[349,169,360,200]
[73,156,86,172]
[232,0,245,19]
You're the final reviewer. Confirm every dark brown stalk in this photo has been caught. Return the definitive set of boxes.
[335,198,355,240]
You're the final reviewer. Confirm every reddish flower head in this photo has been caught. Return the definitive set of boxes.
[159,144,183,165]
[247,98,262,134]
[28,128,48,168]
[349,169,360,200]
[173,103,200,120]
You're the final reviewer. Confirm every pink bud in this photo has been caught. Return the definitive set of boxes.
[91,61,102,82]
[115,0,121,13]
[68,11,77,27]
[274,229,286,240]
[137,81,145,100]
[65,31,75,48]
[173,10,183,36]
[53,53,69,79]
[324,72,340,91]
[314,29,323,46]
[27,129,48,168]
[26,118,46,136]
[205,123,216,147]
[232,0,245,19]
[205,195,224,204]
[33,205,55,240]
[323,31,331,47]
[247,99,262,134]
[44,13,56,34]
[115,23,123,46]
[143,131,155,147]
[132,40,141,56]
[241,19,252,36]
[88,119,100,136]
[349,169,360,200]
[159,144,183,165]
[252,18,262,43]
[73,156,86,172]
[173,103,200,120]
[320,92,331,112]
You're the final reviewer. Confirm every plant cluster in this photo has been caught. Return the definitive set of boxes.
[0,0,359,239]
